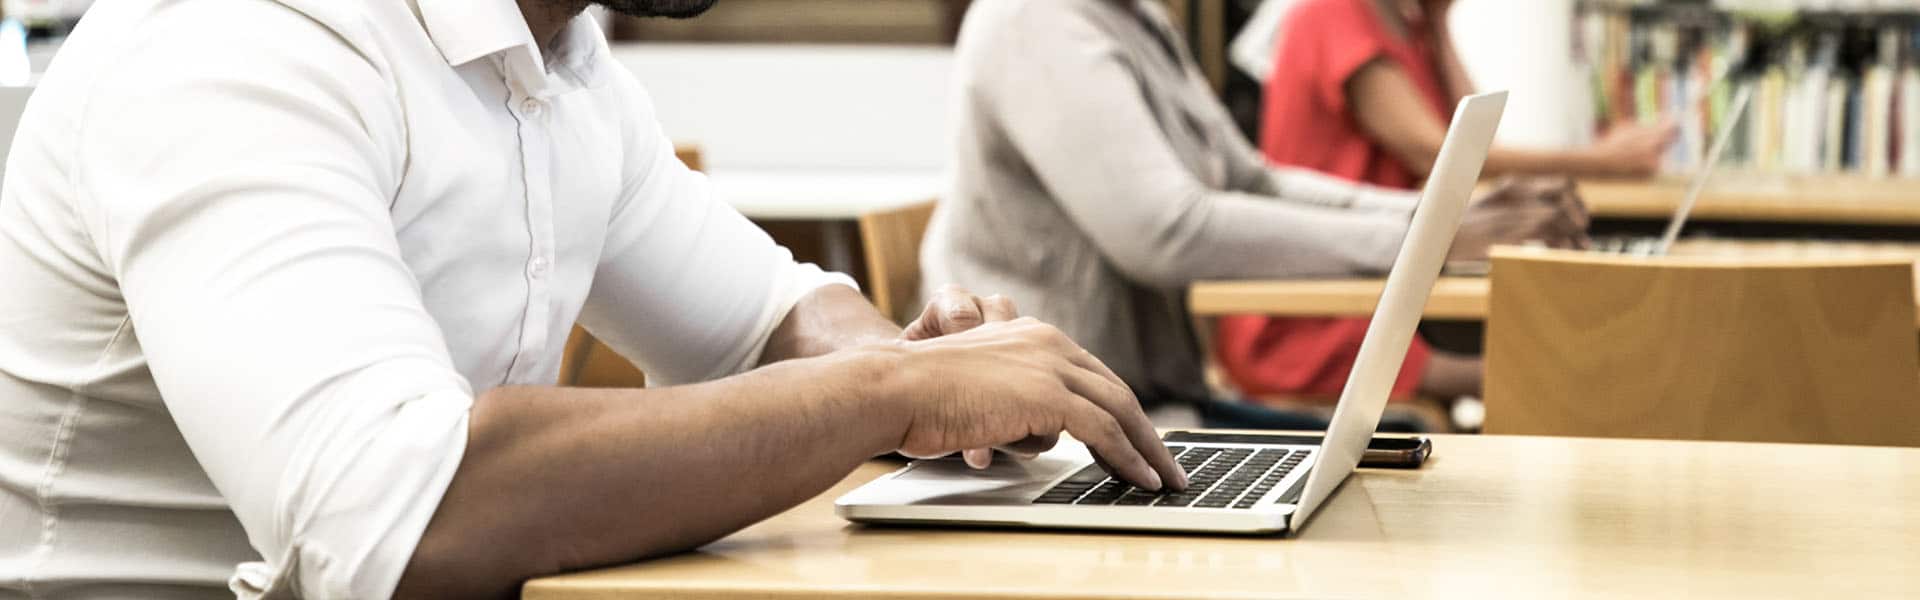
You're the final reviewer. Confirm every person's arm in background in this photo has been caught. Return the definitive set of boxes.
[1216,96,1424,216]
[987,4,1428,286]
[1349,59,1678,180]
[989,4,1585,288]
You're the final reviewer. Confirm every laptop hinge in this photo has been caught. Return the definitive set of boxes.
[1278,468,1311,505]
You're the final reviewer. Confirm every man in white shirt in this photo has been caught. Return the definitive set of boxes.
[0,0,1186,598]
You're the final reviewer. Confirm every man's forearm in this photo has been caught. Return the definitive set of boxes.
[394,348,904,599]
[760,284,901,364]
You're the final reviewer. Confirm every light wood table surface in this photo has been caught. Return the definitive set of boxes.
[1190,239,1920,326]
[1582,175,1920,225]
[522,435,1920,599]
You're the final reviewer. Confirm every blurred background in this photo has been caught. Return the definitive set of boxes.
[7,0,1920,443]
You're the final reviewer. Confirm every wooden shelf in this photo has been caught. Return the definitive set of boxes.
[1581,175,1920,226]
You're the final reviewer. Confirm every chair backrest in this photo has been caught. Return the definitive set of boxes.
[858,199,938,325]
[673,143,704,172]
[1484,248,1920,447]
[556,144,707,387]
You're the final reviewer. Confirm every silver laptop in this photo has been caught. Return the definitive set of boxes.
[834,91,1508,536]
[1445,84,1754,276]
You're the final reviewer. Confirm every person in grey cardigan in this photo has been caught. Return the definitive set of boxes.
[921,0,1586,409]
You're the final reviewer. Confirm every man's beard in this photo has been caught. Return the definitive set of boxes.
[594,0,718,19]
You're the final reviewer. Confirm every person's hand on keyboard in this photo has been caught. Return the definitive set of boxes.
[878,315,1187,492]
[1451,176,1592,262]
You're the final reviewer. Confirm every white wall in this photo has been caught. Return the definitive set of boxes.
[613,1,1591,168]
[611,43,953,172]
[1449,0,1591,149]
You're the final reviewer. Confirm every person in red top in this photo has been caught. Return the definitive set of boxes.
[1217,0,1677,411]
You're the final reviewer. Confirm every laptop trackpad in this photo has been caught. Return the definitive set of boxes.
[870,446,1089,506]
[896,454,1072,482]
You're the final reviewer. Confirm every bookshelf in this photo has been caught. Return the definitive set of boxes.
[1578,0,1920,179]
[1583,175,1920,225]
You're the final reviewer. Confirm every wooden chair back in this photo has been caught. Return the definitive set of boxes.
[556,144,707,387]
[1483,248,1920,447]
[858,199,938,325]
[673,144,704,172]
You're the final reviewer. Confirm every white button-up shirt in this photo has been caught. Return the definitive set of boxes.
[0,0,849,598]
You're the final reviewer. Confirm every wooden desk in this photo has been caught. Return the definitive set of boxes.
[1192,277,1491,320]
[523,435,1920,599]
[1190,239,1920,326]
[1582,175,1920,226]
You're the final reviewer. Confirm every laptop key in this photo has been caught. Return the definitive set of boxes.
[1114,491,1160,506]
[1060,464,1111,485]
[1155,492,1202,507]
[1076,482,1130,505]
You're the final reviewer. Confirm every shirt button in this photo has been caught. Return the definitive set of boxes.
[520,97,544,117]
[528,256,549,278]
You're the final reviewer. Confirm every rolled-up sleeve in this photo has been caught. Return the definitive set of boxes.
[72,4,471,597]
[576,76,853,386]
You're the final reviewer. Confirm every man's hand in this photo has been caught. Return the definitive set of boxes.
[873,317,1187,492]
[900,284,1020,342]
[398,286,1182,598]
[900,285,1058,470]
[1449,177,1591,262]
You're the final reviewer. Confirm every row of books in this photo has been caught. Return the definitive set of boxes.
[1589,0,1920,13]
[1576,2,1920,178]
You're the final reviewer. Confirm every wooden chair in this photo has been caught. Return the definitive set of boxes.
[1483,248,1920,447]
[858,199,938,325]
[672,143,704,172]
[556,144,707,387]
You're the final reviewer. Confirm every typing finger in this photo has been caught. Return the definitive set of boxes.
[1062,398,1163,491]
[1552,208,1591,249]
[1057,361,1185,491]
[1558,184,1592,230]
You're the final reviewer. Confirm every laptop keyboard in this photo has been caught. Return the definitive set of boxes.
[1591,235,1662,256]
[1031,445,1310,509]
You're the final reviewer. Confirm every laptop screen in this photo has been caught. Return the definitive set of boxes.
[1291,91,1507,527]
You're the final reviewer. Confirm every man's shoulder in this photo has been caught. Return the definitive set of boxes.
[69,0,420,75]
[240,0,432,71]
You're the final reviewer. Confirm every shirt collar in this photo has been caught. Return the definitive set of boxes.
[416,0,607,94]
